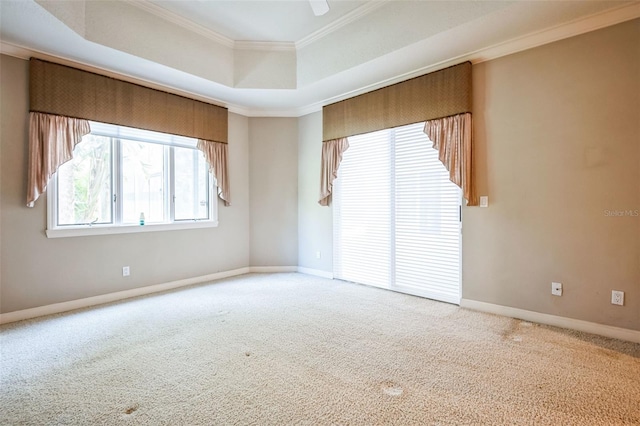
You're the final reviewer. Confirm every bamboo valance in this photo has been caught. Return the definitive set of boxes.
[322,62,471,142]
[29,58,228,144]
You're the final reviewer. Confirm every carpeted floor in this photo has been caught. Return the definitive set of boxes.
[1,273,639,425]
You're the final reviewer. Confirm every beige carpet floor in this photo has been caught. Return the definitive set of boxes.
[1,273,639,425]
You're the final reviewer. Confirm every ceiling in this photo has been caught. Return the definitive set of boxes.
[150,0,370,42]
[1,0,639,116]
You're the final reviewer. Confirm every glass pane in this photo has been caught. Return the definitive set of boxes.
[121,140,166,224]
[333,129,392,289]
[174,147,209,221]
[394,123,461,303]
[57,135,112,226]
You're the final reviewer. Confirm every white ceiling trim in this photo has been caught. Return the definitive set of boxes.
[126,0,384,53]
[470,1,640,64]
[287,58,470,119]
[234,41,296,52]
[249,2,640,117]
[0,41,31,60]
[295,1,387,49]
[3,3,638,118]
[125,0,235,48]
[0,39,259,117]
[0,40,241,109]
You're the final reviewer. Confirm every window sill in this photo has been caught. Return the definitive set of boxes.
[46,220,219,239]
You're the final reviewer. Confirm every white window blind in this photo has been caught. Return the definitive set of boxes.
[89,121,197,148]
[333,128,391,289]
[333,122,461,304]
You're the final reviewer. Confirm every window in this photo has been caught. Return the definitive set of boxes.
[47,121,218,238]
[333,122,461,304]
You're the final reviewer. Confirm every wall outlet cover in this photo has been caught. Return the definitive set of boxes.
[611,290,624,306]
[551,282,562,296]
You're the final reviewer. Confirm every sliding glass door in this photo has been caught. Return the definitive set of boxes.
[333,122,461,304]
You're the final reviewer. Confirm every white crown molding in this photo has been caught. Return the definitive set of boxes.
[226,104,257,117]
[127,0,295,52]
[127,0,379,53]
[294,103,324,117]
[125,0,235,48]
[297,58,469,117]
[469,1,640,65]
[461,299,640,344]
[0,41,31,60]
[296,1,387,49]
[230,105,317,118]
[234,41,296,52]
[233,1,640,117]
[0,40,273,117]
[287,1,640,117]
[4,2,638,119]
[0,40,233,108]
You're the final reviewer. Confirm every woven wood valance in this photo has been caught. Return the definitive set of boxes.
[29,58,228,144]
[323,62,471,142]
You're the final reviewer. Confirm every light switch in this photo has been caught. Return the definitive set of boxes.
[479,196,489,208]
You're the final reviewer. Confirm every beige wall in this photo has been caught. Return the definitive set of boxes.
[0,55,250,313]
[249,117,298,266]
[297,112,332,272]
[464,19,639,330]
[2,19,638,332]
[296,20,639,330]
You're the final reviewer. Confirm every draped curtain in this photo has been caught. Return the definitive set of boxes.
[27,112,91,207]
[318,138,349,206]
[320,61,477,206]
[197,140,230,206]
[27,58,229,207]
[424,113,477,206]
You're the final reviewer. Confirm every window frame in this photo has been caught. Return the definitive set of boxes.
[46,130,219,239]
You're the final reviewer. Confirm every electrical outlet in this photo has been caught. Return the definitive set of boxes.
[122,266,130,277]
[479,196,489,208]
[611,290,624,306]
[551,282,562,296]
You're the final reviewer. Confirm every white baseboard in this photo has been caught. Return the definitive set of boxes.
[297,267,333,279]
[0,267,250,325]
[7,271,635,345]
[0,266,309,325]
[461,299,640,344]
[249,266,298,273]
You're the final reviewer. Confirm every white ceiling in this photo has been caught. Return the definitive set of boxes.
[1,0,639,116]
[150,0,370,42]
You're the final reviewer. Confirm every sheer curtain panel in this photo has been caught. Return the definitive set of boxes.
[28,58,230,207]
[320,62,476,207]
[318,138,350,206]
[197,139,230,206]
[27,112,91,207]
[424,112,477,206]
